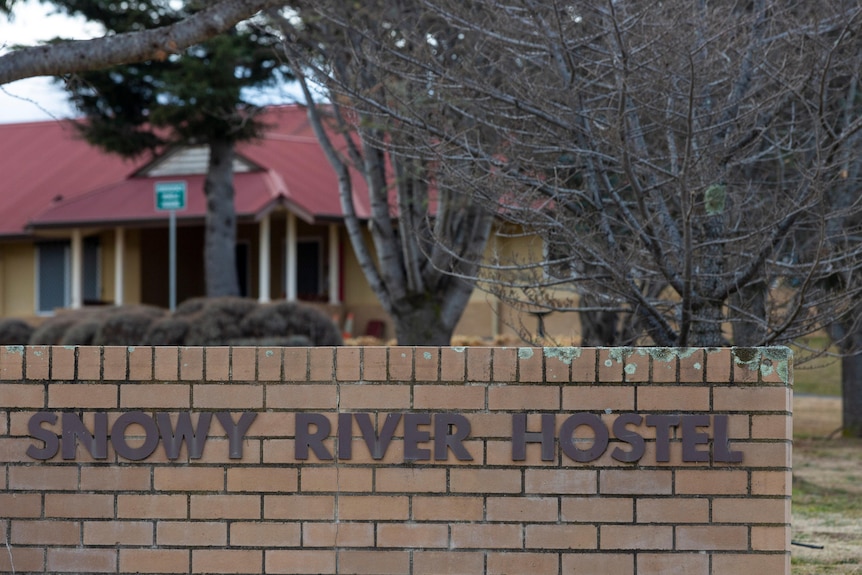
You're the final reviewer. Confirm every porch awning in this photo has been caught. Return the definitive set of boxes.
[27,170,313,229]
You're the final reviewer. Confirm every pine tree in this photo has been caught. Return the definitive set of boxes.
[52,0,287,296]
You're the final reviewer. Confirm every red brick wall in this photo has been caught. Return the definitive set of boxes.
[0,346,792,574]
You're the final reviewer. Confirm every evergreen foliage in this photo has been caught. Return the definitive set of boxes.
[49,0,289,297]
[52,0,284,155]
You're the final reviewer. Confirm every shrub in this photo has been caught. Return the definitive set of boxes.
[92,306,165,346]
[239,301,343,346]
[143,317,190,346]
[22,299,345,347]
[183,297,259,346]
[0,318,34,345]
[228,334,314,346]
[173,297,208,318]
[29,310,99,345]
[59,320,102,345]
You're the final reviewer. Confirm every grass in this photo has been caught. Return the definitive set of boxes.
[792,474,862,518]
[791,337,842,396]
[792,558,862,575]
[792,395,862,574]
[793,359,842,396]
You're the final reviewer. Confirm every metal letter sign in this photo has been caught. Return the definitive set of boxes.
[26,410,743,464]
[155,181,187,211]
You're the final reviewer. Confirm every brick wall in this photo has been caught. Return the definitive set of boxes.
[0,346,792,574]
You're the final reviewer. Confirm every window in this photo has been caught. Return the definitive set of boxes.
[36,241,69,314]
[283,237,324,301]
[236,241,250,297]
[83,236,101,304]
[36,236,101,314]
[297,238,323,299]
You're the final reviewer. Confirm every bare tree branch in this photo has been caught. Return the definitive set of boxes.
[0,0,284,85]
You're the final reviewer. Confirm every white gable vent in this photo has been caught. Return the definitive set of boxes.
[143,145,257,177]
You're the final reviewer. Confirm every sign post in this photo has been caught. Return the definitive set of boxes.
[155,182,187,311]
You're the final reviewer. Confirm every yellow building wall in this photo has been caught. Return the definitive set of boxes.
[335,225,573,343]
[340,228,382,307]
[474,227,583,344]
[0,230,144,321]
[0,243,36,319]
[339,228,388,339]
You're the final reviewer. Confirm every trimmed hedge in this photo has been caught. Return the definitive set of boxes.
[8,298,342,347]
[240,301,343,346]
[0,318,34,345]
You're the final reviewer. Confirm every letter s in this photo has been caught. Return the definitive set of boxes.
[27,412,59,460]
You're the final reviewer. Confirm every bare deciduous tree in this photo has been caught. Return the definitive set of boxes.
[270,5,494,345]
[291,0,862,431]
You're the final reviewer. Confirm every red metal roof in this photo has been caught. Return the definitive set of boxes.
[31,171,297,228]
[0,106,372,237]
[0,120,144,237]
[238,106,372,220]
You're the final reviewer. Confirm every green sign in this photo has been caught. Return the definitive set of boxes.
[155,181,187,211]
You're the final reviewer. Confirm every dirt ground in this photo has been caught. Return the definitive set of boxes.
[792,395,862,574]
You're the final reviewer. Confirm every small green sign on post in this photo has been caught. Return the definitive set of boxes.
[155,181,187,211]
[155,181,186,312]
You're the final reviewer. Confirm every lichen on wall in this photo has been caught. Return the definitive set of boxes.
[542,347,582,364]
[732,346,792,384]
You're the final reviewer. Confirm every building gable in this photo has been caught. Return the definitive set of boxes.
[139,145,259,177]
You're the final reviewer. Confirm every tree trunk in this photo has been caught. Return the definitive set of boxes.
[687,214,728,347]
[204,138,240,297]
[835,312,862,437]
[391,300,458,346]
[687,299,727,347]
[731,281,767,346]
[841,349,862,437]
